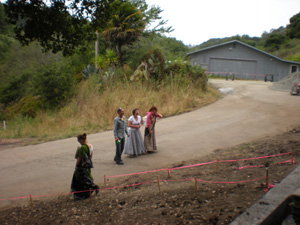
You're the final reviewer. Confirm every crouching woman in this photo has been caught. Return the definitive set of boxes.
[71,133,99,200]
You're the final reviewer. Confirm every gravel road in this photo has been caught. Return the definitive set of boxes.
[1,79,300,208]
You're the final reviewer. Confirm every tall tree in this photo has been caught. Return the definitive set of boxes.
[4,0,171,56]
[0,3,14,63]
[102,0,145,65]
[287,12,300,39]
[4,0,114,55]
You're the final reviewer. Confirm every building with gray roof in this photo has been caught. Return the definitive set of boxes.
[187,40,300,81]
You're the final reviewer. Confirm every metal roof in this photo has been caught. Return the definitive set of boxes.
[186,40,300,65]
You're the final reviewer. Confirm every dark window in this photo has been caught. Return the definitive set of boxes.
[291,65,298,73]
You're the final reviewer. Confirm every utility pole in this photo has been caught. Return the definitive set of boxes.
[95,30,99,68]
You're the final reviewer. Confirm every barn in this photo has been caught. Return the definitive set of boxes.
[187,40,300,81]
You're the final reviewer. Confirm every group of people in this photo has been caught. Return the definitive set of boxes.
[113,106,163,165]
[70,106,162,200]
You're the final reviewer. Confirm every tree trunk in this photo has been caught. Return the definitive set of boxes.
[116,42,123,66]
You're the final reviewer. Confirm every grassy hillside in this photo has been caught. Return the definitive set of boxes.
[0,74,220,140]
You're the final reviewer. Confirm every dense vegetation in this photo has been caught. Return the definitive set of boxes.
[0,1,218,140]
[0,1,299,140]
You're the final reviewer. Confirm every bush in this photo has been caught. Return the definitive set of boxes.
[33,63,75,109]
[165,59,207,91]
[286,53,300,62]
[264,33,288,51]
[0,72,30,106]
[6,95,40,119]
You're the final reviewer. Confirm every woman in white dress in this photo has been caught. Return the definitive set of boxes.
[124,108,146,156]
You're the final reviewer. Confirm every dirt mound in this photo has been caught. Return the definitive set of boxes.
[270,72,300,91]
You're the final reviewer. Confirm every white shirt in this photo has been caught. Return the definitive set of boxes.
[89,144,94,155]
[128,115,141,130]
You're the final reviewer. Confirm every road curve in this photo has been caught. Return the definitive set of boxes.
[1,79,300,207]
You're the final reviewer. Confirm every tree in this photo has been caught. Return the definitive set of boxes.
[4,0,114,55]
[33,62,75,108]
[0,3,14,63]
[125,33,188,68]
[102,0,145,65]
[4,0,171,56]
[264,33,288,50]
[287,12,300,39]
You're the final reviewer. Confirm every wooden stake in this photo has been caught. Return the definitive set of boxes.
[265,168,269,189]
[194,177,198,192]
[157,176,161,195]
[167,168,171,179]
[216,158,220,172]
[104,175,106,187]
[89,188,92,201]
[30,194,33,209]
[291,150,294,164]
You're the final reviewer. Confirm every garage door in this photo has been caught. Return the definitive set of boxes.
[209,58,257,75]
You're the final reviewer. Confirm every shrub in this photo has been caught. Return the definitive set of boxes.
[0,72,31,106]
[33,63,75,109]
[6,95,40,119]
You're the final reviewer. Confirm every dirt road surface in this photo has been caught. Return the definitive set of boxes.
[1,79,300,208]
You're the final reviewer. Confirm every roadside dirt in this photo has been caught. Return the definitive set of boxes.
[0,138,36,151]
[0,128,299,225]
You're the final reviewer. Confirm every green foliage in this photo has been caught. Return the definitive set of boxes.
[102,0,146,65]
[286,53,300,62]
[96,49,118,70]
[0,72,30,106]
[264,33,288,51]
[6,95,40,119]
[105,49,118,65]
[4,0,170,57]
[4,0,95,56]
[131,48,166,82]
[133,0,173,34]
[0,34,14,63]
[0,3,14,63]
[165,59,207,91]
[125,33,188,68]
[33,63,75,109]
[82,64,98,79]
[191,35,261,52]
[287,12,300,39]
[0,3,13,35]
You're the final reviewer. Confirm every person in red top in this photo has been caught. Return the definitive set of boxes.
[144,106,163,153]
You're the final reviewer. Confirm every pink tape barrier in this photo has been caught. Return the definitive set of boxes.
[0,176,267,202]
[107,152,292,178]
[220,152,291,163]
[196,177,265,184]
[237,165,264,170]
[171,161,217,170]
[264,182,275,193]
[237,158,294,170]
[0,151,292,202]
[106,168,169,178]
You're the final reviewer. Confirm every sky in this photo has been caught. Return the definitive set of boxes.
[146,0,300,46]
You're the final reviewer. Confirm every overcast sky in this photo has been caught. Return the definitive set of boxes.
[146,0,300,46]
